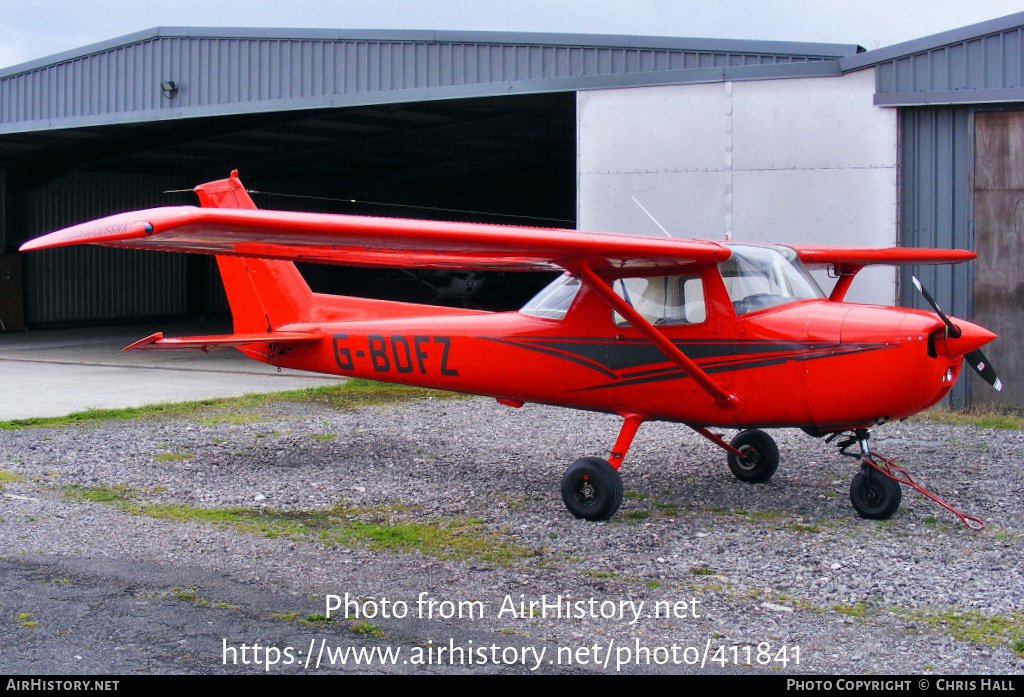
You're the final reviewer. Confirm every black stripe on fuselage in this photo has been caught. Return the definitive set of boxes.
[480,335,894,390]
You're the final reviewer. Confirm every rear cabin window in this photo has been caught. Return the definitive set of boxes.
[520,274,581,320]
[611,275,707,326]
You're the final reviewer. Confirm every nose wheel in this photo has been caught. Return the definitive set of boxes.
[831,430,903,520]
[849,465,902,519]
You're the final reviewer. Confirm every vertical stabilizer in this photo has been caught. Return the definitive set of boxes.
[195,171,312,333]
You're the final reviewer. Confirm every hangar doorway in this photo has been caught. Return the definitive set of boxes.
[972,110,1024,409]
[18,92,576,327]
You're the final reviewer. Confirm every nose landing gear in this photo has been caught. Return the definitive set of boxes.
[830,429,984,529]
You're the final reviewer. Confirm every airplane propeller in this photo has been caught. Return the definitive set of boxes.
[912,275,1003,392]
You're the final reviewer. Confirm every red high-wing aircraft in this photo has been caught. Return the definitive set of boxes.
[21,172,1002,527]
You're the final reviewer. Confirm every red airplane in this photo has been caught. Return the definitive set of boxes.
[21,172,1002,527]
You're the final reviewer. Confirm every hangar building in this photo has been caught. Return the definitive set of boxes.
[1,13,1022,408]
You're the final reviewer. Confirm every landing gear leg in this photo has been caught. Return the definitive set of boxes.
[560,413,642,521]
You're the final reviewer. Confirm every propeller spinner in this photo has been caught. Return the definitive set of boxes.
[912,275,1002,392]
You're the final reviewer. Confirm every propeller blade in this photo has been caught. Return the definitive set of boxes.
[912,276,1002,392]
[964,349,1003,392]
[911,275,961,338]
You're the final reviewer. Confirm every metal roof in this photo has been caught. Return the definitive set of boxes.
[840,11,1024,106]
[0,27,858,136]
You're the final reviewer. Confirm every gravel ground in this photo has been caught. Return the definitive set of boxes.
[1,393,1022,675]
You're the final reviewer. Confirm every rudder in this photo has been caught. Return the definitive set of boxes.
[194,171,312,333]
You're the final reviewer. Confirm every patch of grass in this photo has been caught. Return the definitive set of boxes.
[59,483,530,565]
[623,491,649,500]
[309,434,336,441]
[303,613,333,626]
[350,621,384,638]
[583,570,616,579]
[691,566,715,576]
[138,502,532,565]
[786,523,822,533]
[62,483,134,505]
[272,612,301,622]
[0,470,26,491]
[215,602,240,610]
[744,509,786,522]
[653,502,679,515]
[645,580,663,590]
[171,586,208,606]
[832,602,870,617]
[155,453,193,462]
[0,379,461,431]
[910,609,1024,657]
[15,612,36,628]
[200,411,266,427]
[917,405,1024,431]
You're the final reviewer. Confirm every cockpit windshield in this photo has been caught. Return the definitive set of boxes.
[719,244,825,315]
[520,274,581,320]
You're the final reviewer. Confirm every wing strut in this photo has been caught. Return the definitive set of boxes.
[577,263,744,414]
[828,264,862,302]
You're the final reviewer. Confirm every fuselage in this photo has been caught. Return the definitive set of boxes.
[264,269,987,431]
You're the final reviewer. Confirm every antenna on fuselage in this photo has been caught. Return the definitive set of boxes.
[631,196,672,238]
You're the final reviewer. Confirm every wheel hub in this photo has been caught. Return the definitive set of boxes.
[737,444,760,470]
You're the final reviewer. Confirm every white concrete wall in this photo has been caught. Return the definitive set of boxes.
[577,68,899,305]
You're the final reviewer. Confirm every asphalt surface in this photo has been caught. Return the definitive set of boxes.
[0,322,340,421]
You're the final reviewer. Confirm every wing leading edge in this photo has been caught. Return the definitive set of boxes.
[20,200,730,276]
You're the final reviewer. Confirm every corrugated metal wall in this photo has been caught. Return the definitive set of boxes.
[875,26,1024,101]
[24,171,191,324]
[897,106,974,406]
[0,32,843,131]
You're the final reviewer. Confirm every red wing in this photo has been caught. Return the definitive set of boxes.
[20,206,730,274]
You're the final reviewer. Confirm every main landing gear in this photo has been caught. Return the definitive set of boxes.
[560,417,785,521]
[560,414,640,521]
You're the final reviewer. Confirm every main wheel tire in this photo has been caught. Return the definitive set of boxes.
[560,457,623,521]
[726,429,780,483]
[849,470,902,520]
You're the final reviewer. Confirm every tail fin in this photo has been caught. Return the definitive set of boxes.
[194,171,312,332]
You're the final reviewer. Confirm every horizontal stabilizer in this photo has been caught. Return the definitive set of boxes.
[123,331,322,352]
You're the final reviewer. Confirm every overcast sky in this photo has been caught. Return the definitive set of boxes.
[1,0,1023,71]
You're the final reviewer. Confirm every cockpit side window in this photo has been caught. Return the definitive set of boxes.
[611,275,707,326]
